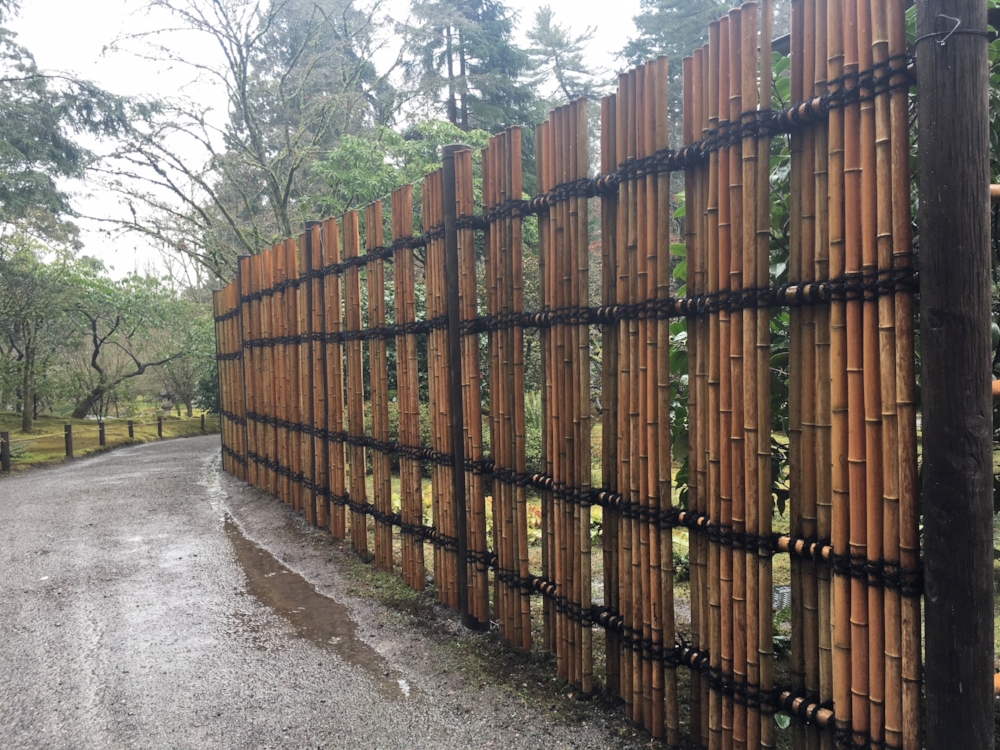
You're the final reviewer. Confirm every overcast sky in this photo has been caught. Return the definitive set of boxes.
[8,0,642,278]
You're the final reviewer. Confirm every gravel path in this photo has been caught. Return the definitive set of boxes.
[0,436,632,750]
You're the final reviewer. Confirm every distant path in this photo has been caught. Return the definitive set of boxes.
[0,437,625,749]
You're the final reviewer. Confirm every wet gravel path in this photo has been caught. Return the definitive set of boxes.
[0,437,629,750]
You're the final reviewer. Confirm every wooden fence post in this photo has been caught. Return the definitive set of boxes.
[157,417,163,438]
[128,420,134,438]
[64,425,73,458]
[1,431,10,473]
[201,414,206,433]
[442,144,481,631]
[99,421,106,447]
[917,0,992,747]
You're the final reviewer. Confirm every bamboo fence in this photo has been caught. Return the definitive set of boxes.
[213,1,922,747]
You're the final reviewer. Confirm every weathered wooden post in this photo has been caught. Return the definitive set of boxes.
[442,144,482,631]
[201,414,206,433]
[127,420,134,438]
[64,424,73,458]
[917,0,992,747]
[157,416,163,438]
[98,421,106,447]
[1,431,10,473]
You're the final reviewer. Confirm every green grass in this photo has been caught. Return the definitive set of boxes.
[0,410,220,472]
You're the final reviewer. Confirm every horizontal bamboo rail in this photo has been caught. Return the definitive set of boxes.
[212,2,923,747]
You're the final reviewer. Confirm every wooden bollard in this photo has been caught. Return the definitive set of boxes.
[157,416,163,438]
[201,414,206,433]
[99,421,106,447]
[0,431,10,473]
[128,420,134,438]
[64,425,73,458]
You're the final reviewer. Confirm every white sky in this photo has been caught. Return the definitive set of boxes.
[8,0,642,278]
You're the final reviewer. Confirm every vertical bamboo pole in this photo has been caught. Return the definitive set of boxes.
[720,14,743,746]
[324,217,347,540]
[652,54,678,746]
[637,60,655,728]
[756,3,775,747]
[239,255,258,488]
[857,3,887,745]
[698,43,713,746]
[642,59,664,738]
[888,0,920,746]
[344,211,369,556]
[826,0,852,743]
[619,75,639,716]
[844,0,872,743]
[709,15,743,744]
[801,3,822,748]
[272,244,289,503]
[559,102,576,688]
[483,139,507,638]
[536,119,555,652]
[236,279,248,475]
[366,202,392,571]
[872,0,901,740]
[716,16,735,749]
[601,92,622,699]
[213,289,228,473]
[254,252,266,486]
[309,223,329,529]
[787,2,807,746]
[393,187,424,588]
[454,146,488,628]
[298,231,316,525]
[576,98,593,696]
[683,53,701,743]
[510,127,531,648]
[614,77,634,717]
[739,5,761,749]
[267,246,281,497]
[287,237,305,513]
[703,21,723,747]
[426,170,454,607]
[730,10,751,749]
[809,0,834,745]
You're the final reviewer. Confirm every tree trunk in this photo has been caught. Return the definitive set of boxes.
[458,37,468,131]
[186,402,194,418]
[445,26,457,126]
[72,388,103,420]
[20,343,34,433]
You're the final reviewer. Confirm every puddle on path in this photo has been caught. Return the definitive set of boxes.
[225,518,414,701]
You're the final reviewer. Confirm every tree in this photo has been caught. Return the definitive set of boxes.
[310,118,491,219]
[0,5,154,244]
[524,6,604,103]
[0,232,76,431]
[97,0,402,278]
[402,0,540,132]
[159,309,215,417]
[620,0,728,68]
[67,268,186,419]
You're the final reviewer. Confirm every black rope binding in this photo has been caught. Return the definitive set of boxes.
[221,444,248,466]
[220,409,247,426]
[240,268,917,349]
[214,308,241,323]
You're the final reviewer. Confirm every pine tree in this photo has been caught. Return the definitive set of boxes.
[525,5,604,103]
[620,0,728,67]
[403,0,540,132]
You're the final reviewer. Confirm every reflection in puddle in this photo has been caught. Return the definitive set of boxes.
[226,518,413,701]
